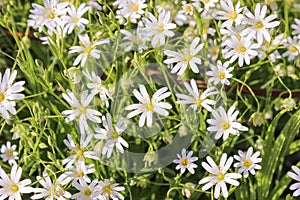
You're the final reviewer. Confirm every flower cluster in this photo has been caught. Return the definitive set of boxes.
[0,0,299,199]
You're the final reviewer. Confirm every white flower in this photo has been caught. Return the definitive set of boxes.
[215,0,244,27]
[288,165,300,197]
[198,153,242,199]
[240,3,280,44]
[163,37,204,75]
[62,3,90,34]
[94,113,128,158]
[31,171,71,200]
[207,106,248,140]
[0,141,18,166]
[233,147,262,178]
[61,89,102,135]
[282,37,300,61]
[120,22,148,53]
[125,85,172,127]
[142,9,176,47]
[179,2,195,16]
[116,0,147,23]
[28,0,68,32]
[83,71,112,108]
[176,79,217,111]
[71,179,99,199]
[0,165,33,200]
[223,35,260,67]
[62,134,99,169]
[291,18,300,36]
[59,161,95,185]
[0,69,25,120]
[98,178,125,200]
[173,148,198,174]
[69,34,109,67]
[207,60,233,86]
[196,0,218,11]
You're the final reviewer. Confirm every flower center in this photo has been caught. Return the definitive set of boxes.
[130,3,139,12]
[209,46,219,56]
[242,158,253,169]
[85,45,95,54]
[227,10,237,20]
[102,186,113,197]
[202,0,210,4]
[217,71,226,80]
[75,169,84,177]
[157,24,164,33]
[146,103,154,111]
[236,45,247,53]
[54,187,64,198]
[76,149,84,157]
[73,17,79,23]
[5,149,14,158]
[196,98,202,107]
[112,131,119,139]
[0,93,5,102]
[48,11,55,19]
[289,45,298,54]
[11,183,19,193]
[78,105,86,114]
[255,21,264,29]
[222,120,230,130]
[217,173,225,181]
[184,5,192,13]
[183,54,192,64]
[180,157,190,167]
[84,188,92,196]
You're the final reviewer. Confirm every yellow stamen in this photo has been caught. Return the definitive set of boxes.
[85,46,95,54]
[75,169,84,177]
[209,46,219,56]
[102,186,113,196]
[217,71,226,80]
[289,45,298,54]
[157,24,164,33]
[217,173,225,181]
[78,105,86,114]
[222,121,230,130]
[184,5,192,13]
[255,21,264,29]
[236,45,247,53]
[11,183,19,193]
[0,93,5,102]
[5,149,13,157]
[84,188,92,196]
[242,158,253,169]
[183,54,192,64]
[54,187,64,198]
[146,103,154,111]
[112,131,119,139]
[227,10,237,20]
[76,149,84,157]
[180,157,190,166]
[196,98,202,107]
[48,11,55,19]
[130,3,139,12]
